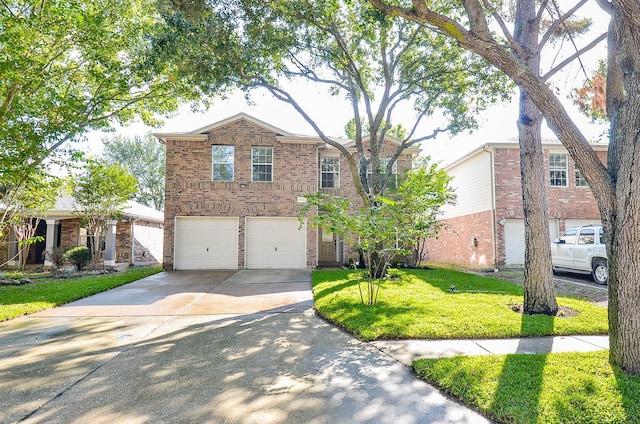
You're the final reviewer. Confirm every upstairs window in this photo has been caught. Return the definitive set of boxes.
[212,145,234,181]
[367,158,398,189]
[252,146,273,182]
[320,157,340,188]
[575,167,589,187]
[549,154,567,187]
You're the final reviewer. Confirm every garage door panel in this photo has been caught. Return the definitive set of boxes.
[175,217,238,270]
[246,218,306,269]
[504,219,559,268]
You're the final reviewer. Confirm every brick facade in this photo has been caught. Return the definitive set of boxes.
[163,118,319,269]
[426,210,496,267]
[161,115,417,270]
[1,207,163,269]
[425,144,607,268]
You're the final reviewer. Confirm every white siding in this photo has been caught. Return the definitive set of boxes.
[442,152,493,219]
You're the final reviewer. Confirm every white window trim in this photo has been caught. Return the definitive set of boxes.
[251,146,273,182]
[549,153,568,187]
[575,167,589,187]
[320,156,340,189]
[212,145,234,182]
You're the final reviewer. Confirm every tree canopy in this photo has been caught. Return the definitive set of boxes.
[102,133,166,211]
[0,0,203,194]
[156,0,512,204]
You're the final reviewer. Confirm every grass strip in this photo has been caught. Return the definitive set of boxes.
[312,268,608,340]
[0,266,162,321]
[414,351,640,424]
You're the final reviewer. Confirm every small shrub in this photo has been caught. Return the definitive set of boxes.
[45,247,67,270]
[64,247,91,271]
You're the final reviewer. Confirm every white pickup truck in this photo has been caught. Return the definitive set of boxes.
[551,225,608,285]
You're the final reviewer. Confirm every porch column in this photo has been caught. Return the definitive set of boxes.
[43,219,58,268]
[104,220,117,266]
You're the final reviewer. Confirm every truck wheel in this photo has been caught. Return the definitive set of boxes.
[592,260,608,285]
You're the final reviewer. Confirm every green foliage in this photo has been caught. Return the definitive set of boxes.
[63,246,91,270]
[2,171,61,267]
[300,158,454,302]
[415,351,640,424]
[45,247,67,270]
[0,0,202,196]
[156,0,512,202]
[71,159,138,268]
[391,157,456,266]
[312,268,608,340]
[101,133,166,210]
[0,266,162,321]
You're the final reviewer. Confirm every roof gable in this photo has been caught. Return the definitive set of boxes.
[189,112,294,137]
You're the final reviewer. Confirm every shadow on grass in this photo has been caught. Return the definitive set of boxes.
[490,312,554,423]
[403,268,524,296]
[614,365,640,422]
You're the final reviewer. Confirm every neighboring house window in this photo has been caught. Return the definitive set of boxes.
[212,145,234,181]
[575,167,589,187]
[367,158,398,189]
[320,157,340,188]
[252,146,273,182]
[549,154,568,187]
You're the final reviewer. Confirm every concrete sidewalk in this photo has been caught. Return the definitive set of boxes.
[373,335,609,366]
[0,270,492,424]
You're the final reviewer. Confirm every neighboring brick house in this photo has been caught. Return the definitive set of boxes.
[423,142,607,268]
[155,113,418,270]
[0,196,163,269]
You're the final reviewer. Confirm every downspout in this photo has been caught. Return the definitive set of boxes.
[484,145,499,271]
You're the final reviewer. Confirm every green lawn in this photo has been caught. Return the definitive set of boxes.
[312,268,608,341]
[415,351,640,424]
[0,266,162,321]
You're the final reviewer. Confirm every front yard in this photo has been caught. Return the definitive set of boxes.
[312,267,640,424]
[313,267,608,341]
[0,266,162,321]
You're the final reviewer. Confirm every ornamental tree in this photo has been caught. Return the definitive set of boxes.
[3,172,60,268]
[71,160,137,269]
[300,158,454,303]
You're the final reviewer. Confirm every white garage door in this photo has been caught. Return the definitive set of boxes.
[174,217,238,270]
[245,217,306,269]
[504,219,559,268]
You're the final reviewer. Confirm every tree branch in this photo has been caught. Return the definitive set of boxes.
[542,32,607,80]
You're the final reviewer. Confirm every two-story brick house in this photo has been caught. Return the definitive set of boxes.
[423,142,608,268]
[155,113,418,270]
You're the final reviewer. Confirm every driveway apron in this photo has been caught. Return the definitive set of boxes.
[0,270,490,424]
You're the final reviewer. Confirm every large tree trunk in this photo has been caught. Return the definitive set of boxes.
[515,0,557,315]
[517,92,558,315]
[369,0,640,372]
[604,0,640,374]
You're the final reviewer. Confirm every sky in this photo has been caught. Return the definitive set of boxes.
[83,2,610,166]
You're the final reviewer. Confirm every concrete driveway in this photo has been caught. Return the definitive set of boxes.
[0,270,490,424]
